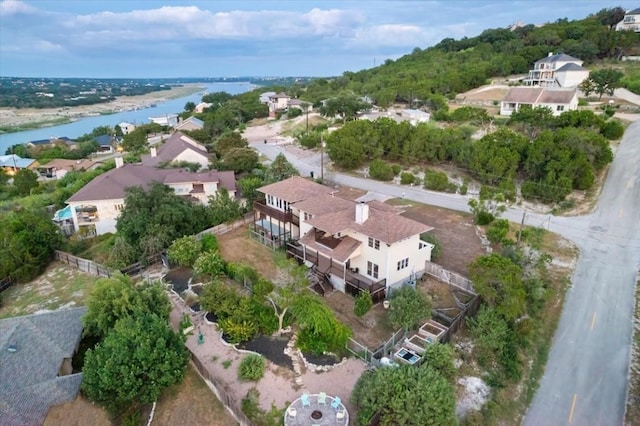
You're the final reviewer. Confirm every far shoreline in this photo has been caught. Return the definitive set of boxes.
[0,83,206,134]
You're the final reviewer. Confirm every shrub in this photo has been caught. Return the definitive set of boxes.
[420,233,442,260]
[219,317,257,344]
[423,169,450,192]
[167,236,201,267]
[486,219,510,244]
[578,98,588,106]
[400,172,416,185]
[287,108,303,118]
[422,343,456,382]
[200,234,219,252]
[388,286,432,330]
[600,120,624,140]
[238,355,265,381]
[369,159,394,181]
[354,291,373,317]
[298,132,321,149]
[391,164,402,176]
[459,183,468,195]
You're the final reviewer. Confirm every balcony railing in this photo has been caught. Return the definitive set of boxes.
[253,200,295,224]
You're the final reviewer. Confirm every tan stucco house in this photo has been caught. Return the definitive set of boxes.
[253,176,434,302]
[500,87,578,116]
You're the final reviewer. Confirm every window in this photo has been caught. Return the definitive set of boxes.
[304,212,313,221]
[267,194,273,205]
[114,204,124,211]
[556,105,564,112]
[367,261,379,279]
[368,237,380,250]
[397,258,409,271]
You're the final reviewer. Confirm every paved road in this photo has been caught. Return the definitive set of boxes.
[249,119,640,425]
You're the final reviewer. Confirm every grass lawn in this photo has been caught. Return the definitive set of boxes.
[0,262,98,319]
[153,364,236,426]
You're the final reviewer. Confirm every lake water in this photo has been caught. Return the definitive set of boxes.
[0,82,252,154]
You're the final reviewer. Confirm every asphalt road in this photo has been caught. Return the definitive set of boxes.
[249,120,640,425]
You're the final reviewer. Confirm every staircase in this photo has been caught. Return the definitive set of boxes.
[307,266,332,296]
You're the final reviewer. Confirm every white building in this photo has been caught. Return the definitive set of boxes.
[500,87,578,116]
[149,114,179,127]
[523,53,589,88]
[401,109,431,124]
[117,122,136,135]
[616,8,640,32]
[253,176,434,302]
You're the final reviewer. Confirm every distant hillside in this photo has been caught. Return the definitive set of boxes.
[301,7,640,106]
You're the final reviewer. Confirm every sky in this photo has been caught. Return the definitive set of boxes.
[0,0,637,78]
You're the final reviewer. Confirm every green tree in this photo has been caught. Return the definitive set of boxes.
[194,251,226,278]
[184,101,196,112]
[469,254,525,321]
[5,144,29,157]
[468,192,506,225]
[422,343,457,382]
[588,68,624,99]
[121,128,147,153]
[206,188,244,224]
[291,293,351,354]
[220,148,259,174]
[82,313,188,413]
[388,286,432,330]
[83,275,171,339]
[13,169,39,195]
[368,159,394,181]
[354,291,373,317]
[268,153,299,182]
[351,364,457,426]
[0,210,62,282]
[215,131,248,156]
[167,236,202,267]
[266,262,309,336]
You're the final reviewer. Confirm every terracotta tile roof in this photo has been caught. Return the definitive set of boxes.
[305,202,433,245]
[141,131,209,167]
[258,176,333,203]
[299,230,362,263]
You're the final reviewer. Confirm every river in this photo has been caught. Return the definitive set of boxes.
[0,82,252,154]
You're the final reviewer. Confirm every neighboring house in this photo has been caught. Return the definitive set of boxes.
[0,154,37,174]
[94,134,116,153]
[523,53,589,88]
[0,308,86,426]
[194,102,213,113]
[268,93,291,117]
[253,176,434,302]
[401,109,431,124]
[149,114,179,127]
[174,116,205,132]
[66,160,236,236]
[27,136,77,149]
[500,87,578,116]
[35,158,103,179]
[141,131,210,170]
[287,98,313,113]
[259,91,276,104]
[616,7,640,32]
[117,121,136,135]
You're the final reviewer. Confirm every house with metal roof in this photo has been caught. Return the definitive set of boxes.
[616,7,640,32]
[27,136,77,149]
[0,154,37,174]
[174,116,205,132]
[500,87,578,116]
[523,52,589,88]
[253,176,434,302]
[0,308,86,426]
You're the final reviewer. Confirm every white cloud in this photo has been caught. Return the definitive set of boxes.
[0,0,35,16]
[352,24,430,47]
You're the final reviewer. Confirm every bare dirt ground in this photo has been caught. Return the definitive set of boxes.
[216,225,279,281]
[389,200,485,276]
[243,113,321,144]
[44,395,111,426]
[0,84,204,129]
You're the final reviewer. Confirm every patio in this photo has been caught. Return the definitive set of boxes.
[284,393,349,426]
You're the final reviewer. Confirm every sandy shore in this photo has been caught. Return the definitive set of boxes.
[0,83,205,130]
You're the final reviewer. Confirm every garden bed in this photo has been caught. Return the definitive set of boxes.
[164,266,193,293]
[238,335,293,370]
[302,351,341,366]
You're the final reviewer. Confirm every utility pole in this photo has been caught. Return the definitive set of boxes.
[306,105,309,136]
[320,136,324,182]
[516,210,526,249]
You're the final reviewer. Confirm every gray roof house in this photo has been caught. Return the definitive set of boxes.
[0,308,86,426]
[141,131,210,169]
[500,87,578,117]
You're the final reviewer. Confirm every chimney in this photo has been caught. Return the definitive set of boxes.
[355,201,369,224]
[115,156,124,169]
[150,147,157,157]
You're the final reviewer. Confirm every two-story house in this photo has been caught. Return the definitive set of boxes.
[616,8,640,32]
[253,177,434,302]
[268,93,291,117]
[523,53,589,88]
[65,159,236,236]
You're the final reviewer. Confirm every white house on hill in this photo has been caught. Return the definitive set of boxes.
[523,53,589,88]
[501,87,578,116]
[616,8,640,32]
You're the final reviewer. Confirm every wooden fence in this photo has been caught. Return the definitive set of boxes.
[190,352,252,426]
[55,250,113,278]
[0,277,16,293]
[423,261,475,293]
[195,213,254,240]
[347,327,407,366]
